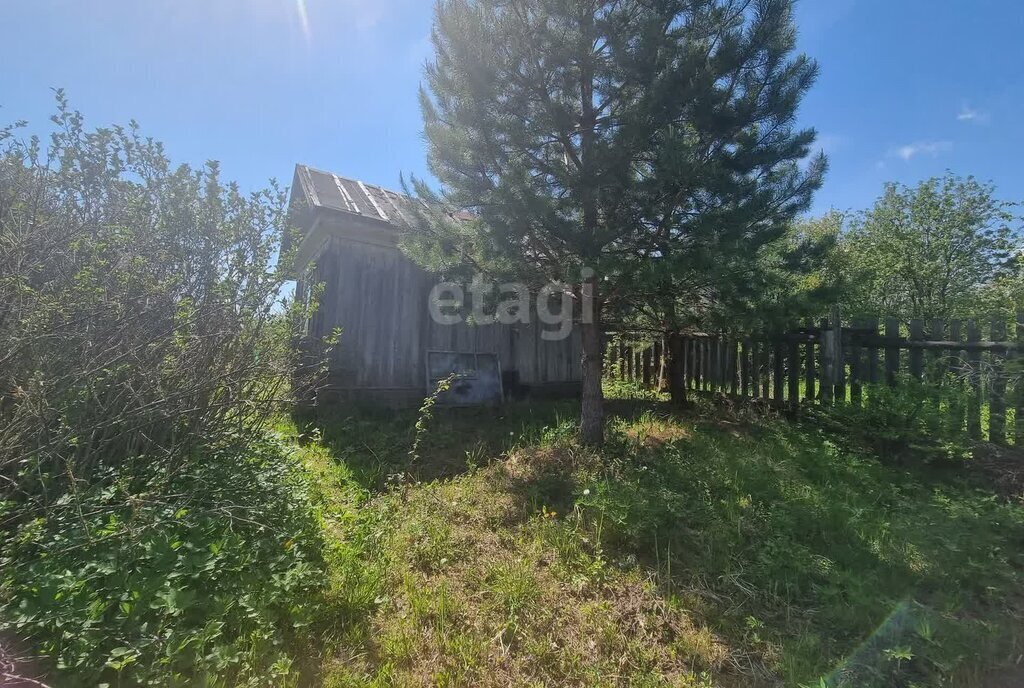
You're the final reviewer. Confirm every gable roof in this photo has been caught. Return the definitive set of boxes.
[293,164,418,228]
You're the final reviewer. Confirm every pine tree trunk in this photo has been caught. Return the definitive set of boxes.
[579,276,604,446]
[667,330,687,406]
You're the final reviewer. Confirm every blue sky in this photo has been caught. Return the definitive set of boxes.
[2,0,1022,216]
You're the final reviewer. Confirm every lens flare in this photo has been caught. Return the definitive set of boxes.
[296,0,311,40]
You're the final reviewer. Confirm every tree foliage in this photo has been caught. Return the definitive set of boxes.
[840,173,1019,321]
[0,96,327,686]
[410,0,825,433]
[0,93,305,508]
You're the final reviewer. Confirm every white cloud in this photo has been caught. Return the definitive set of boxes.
[956,104,991,125]
[888,141,953,162]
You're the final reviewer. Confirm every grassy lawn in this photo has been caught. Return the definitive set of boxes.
[283,391,1024,687]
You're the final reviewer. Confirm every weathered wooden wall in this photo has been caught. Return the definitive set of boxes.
[304,230,581,405]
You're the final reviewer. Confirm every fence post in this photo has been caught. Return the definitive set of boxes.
[819,318,832,404]
[772,338,785,407]
[688,337,696,393]
[990,318,1007,445]
[707,337,715,392]
[948,320,965,434]
[751,341,761,401]
[760,339,770,401]
[836,310,847,403]
[821,306,843,404]
[719,337,728,394]
[716,337,725,393]
[866,317,880,386]
[848,318,862,407]
[653,340,663,389]
[642,346,653,387]
[967,320,982,440]
[742,338,752,398]
[1017,312,1024,446]
[804,318,816,402]
[709,337,717,393]
[929,318,945,384]
[729,339,739,396]
[909,319,925,380]
[788,329,800,412]
[696,337,704,393]
[884,317,900,386]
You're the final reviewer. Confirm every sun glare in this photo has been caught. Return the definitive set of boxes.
[296,0,311,40]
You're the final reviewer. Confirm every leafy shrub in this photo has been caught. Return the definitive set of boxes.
[0,435,325,686]
[0,98,329,684]
[602,377,663,401]
[813,378,972,463]
[0,93,307,507]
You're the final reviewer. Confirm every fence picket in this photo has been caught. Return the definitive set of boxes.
[652,340,661,388]
[835,329,847,404]
[702,337,709,391]
[929,318,945,383]
[717,337,725,393]
[692,337,700,393]
[605,309,1018,446]
[885,317,900,386]
[804,319,816,401]
[909,319,925,380]
[822,308,843,403]
[820,318,833,404]
[773,340,784,407]
[709,338,716,393]
[990,318,1007,444]
[742,339,752,398]
[849,318,862,406]
[761,339,770,401]
[948,320,965,433]
[1017,312,1024,445]
[751,341,761,400]
[967,320,982,440]
[788,335,800,411]
[866,318,880,385]
[729,340,739,396]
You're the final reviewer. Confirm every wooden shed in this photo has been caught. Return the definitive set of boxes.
[287,164,582,407]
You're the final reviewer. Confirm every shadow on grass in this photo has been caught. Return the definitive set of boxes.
[298,399,579,492]
[300,393,1023,686]
[498,400,1024,687]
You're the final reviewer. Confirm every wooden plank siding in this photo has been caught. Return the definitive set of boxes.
[302,230,581,406]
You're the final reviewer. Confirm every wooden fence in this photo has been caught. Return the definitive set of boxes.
[606,309,1024,446]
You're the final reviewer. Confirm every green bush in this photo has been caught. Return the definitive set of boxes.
[0,93,308,505]
[0,99,331,684]
[815,378,972,463]
[0,434,325,687]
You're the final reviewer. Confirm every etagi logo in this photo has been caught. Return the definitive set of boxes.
[427,269,597,342]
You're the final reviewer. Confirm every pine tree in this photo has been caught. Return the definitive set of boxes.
[605,0,826,405]
[412,0,824,442]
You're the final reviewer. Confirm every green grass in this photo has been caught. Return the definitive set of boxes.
[287,392,1024,687]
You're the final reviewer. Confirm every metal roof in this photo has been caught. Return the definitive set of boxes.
[294,164,419,228]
